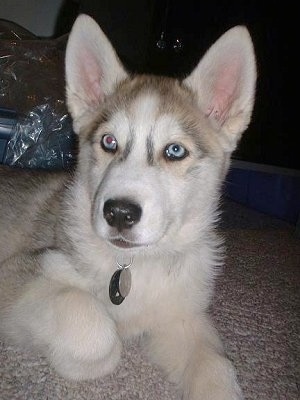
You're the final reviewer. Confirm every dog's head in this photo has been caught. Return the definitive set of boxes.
[65,15,256,255]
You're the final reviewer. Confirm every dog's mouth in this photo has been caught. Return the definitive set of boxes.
[109,238,144,249]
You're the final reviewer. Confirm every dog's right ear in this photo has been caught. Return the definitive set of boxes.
[183,26,256,153]
[65,14,128,133]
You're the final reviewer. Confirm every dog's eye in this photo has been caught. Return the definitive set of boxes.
[164,143,188,161]
[101,134,118,153]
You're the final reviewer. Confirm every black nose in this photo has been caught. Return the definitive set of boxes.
[103,199,142,231]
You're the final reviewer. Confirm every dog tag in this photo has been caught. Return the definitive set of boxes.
[109,268,131,305]
[119,268,131,297]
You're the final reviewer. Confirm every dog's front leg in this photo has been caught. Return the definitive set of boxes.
[147,315,242,400]
[0,254,122,381]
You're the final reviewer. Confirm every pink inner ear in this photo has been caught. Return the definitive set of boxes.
[206,60,241,124]
[79,48,104,106]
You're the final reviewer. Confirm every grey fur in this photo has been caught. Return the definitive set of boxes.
[122,126,135,161]
[146,130,155,165]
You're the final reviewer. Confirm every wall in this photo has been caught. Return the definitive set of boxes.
[0,0,64,37]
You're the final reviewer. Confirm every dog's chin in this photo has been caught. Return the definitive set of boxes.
[108,238,147,250]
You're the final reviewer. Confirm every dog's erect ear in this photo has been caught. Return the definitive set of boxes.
[184,26,256,152]
[65,14,128,133]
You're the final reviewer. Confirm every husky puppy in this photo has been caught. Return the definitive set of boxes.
[0,15,256,400]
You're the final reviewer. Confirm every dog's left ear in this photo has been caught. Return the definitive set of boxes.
[65,14,128,133]
[184,26,256,152]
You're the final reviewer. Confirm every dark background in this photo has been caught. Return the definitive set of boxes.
[55,0,296,170]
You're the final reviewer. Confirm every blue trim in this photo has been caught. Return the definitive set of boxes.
[225,166,300,225]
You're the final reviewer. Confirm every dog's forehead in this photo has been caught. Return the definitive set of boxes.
[108,93,186,145]
[107,93,174,150]
[129,91,160,124]
[107,76,198,131]
[109,76,191,116]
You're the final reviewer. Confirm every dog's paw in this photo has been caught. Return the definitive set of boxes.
[184,381,243,400]
[47,288,121,380]
[183,356,243,400]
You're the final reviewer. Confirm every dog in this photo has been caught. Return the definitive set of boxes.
[0,14,256,400]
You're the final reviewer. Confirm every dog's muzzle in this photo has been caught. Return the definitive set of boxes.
[103,199,142,232]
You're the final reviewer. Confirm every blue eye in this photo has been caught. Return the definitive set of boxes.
[101,134,118,153]
[164,143,188,161]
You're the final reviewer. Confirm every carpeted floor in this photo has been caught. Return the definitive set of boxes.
[0,200,299,400]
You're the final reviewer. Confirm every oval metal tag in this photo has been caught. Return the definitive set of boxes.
[119,268,131,298]
[109,270,125,305]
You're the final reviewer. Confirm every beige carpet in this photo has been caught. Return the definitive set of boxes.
[1,200,299,400]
